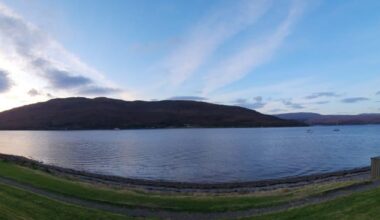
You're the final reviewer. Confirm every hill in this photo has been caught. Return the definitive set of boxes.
[0,97,304,130]
[276,112,380,125]
[273,112,322,123]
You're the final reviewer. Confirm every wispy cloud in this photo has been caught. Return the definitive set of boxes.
[31,58,92,89]
[168,96,207,101]
[202,0,305,95]
[341,97,370,103]
[0,69,12,93]
[27,88,41,97]
[313,101,330,105]
[27,88,56,98]
[46,69,92,89]
[376,91,380,95]
[0,3,121,96]
[305,92,339,99]
[212,77,314,102]
[282,99,305,109]
[163,0,272,86]
[269,108,286,113]
[78,86,122,96]
[233,96,266,109]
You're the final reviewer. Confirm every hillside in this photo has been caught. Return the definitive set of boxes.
[274,112,322,123]
[276,112,380,125]
[0,97,304,130]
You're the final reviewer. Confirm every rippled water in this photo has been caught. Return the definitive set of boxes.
[0,125,379,183]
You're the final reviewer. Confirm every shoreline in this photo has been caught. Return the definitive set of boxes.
[0,124,307,131]
[2,124,380,131]
[1,124,380,131]
[0,153,370,193]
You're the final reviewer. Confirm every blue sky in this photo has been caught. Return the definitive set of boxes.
[0,0,379,114]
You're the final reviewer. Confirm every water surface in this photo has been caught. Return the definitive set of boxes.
[0,125,379,183]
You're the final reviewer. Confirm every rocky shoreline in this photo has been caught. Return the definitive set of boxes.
[0,153,370,193]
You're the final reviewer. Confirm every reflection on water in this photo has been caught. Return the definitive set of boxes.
[0,125,379,183]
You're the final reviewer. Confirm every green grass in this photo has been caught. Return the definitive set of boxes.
[1,160,380,220]
[0,161,362,212]
[248,186,380,220]
[0,183,133,220]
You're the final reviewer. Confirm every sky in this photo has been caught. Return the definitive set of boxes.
[0,0,379,114]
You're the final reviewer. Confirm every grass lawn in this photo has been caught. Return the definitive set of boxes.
[0,183,133,220]
[0,161,363,212]
[248,186,380,220]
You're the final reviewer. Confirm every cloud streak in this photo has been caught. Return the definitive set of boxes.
[314,101,330,105]
[163,0,272,86]
[46,69,92,89]
[0,69,12,93]
[341,97,370,103]
[305,92,339,99]
[282,99,304,109]
[168,96,207,101]
[234,96,266,109]
[269,108,286,113]
[27,88,40,97]
[79,86,122,95]
[202,0,305,95]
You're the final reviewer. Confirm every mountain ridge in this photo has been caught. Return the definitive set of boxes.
[0,97,304,130]
[276,112,380,125]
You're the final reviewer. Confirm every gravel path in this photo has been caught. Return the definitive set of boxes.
[1,176,380,220]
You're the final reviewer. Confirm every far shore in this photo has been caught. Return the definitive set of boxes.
[0,153,370,193]
[1,123,380,132]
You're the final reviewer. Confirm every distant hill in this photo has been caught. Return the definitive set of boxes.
[0,97,304,130]
[276,112,380,125]
[274,112,322,123]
